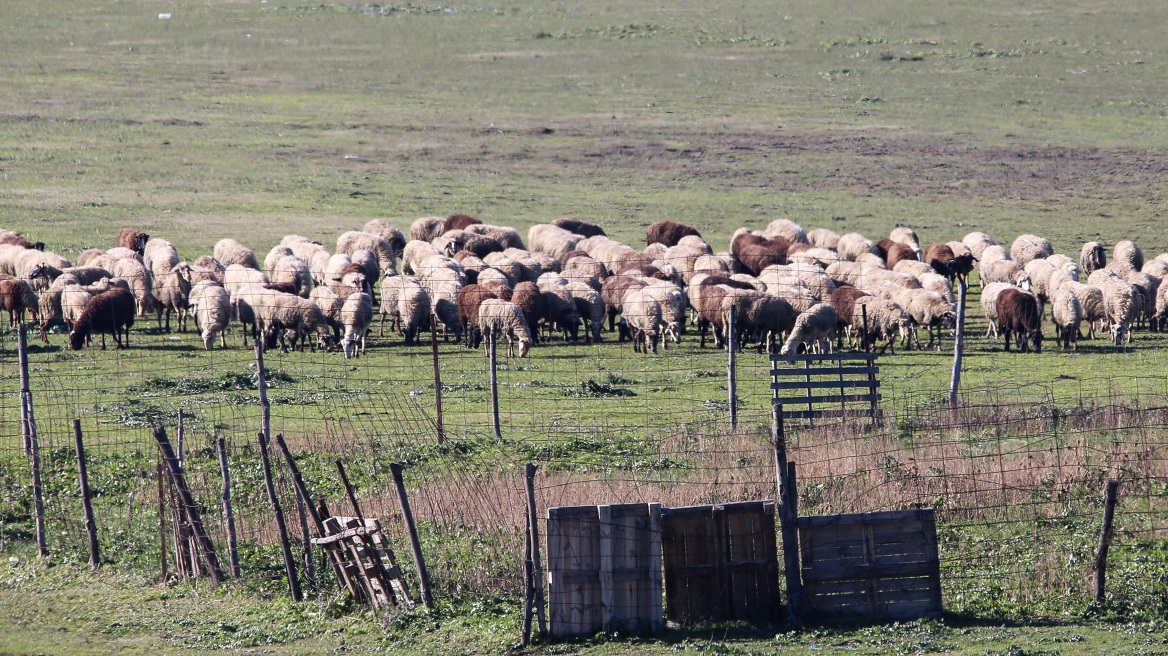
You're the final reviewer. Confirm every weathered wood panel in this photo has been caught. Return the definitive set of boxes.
[547,504,662,637]
[798,509,941,621]
[771,354,881,421]
[661,501,779,626]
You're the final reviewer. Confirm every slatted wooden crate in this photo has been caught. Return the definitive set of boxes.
[661,500,780,626]
[771,353,881,421]
[798,509,942,621]
[546,503,662,637]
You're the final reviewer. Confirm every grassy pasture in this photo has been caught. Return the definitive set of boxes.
[4,1,1168,654]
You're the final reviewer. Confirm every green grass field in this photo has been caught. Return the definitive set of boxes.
[4,1,1168,654]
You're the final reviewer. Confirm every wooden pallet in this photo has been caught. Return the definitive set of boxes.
[312,516,414,609]
[771,353,881,422]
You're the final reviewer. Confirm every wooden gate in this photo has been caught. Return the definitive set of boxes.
[546,503,663,636]
[798,509,942,621]
[771,353,881,421]
[661,500,780,625]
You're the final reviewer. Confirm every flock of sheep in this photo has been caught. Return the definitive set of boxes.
[0,215,1165,361]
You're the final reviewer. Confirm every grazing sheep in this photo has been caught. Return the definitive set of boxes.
[193,256,226,284]
[116,229,150,255]
[1063,281,1106,340]
[551,217,606,238]
[143,238,180,279]
[780,303,839,355]
[742,293,798,353]
[340,292,373,358]
[981,259,1031,290]
[566,281,605,344]
[189,281,231,350]
[979,244,1010,270]
[806,228,841,250]
[528,224,583,261]
[1050,286,1083,350]
[511,282,547,344]
[1088,269,1138,344]
[620,288,662,354]
[831,286,873,332]
[889,227,923,259]
[13,249,72,290]
[788,247,843,270]
[996,287,1042,353]
[214,238,260,270]
[854,297,912,354]
[646,220,701,247]
[108,257,156,316]
[837,233,879,262]
[1080,241,1107,276]
[309,285,344,341]
[410,216,447,243]
[878,287,955,349]
[224,263,268,297]
[1010,234,1054,267]
[456,284,499,348]
[642,281,686,344]
[1155,280,1168,332]
[0,278,38,326]
[37,274,76,343]
[540,282,581,342]
[444,213,481,232]
[478,299,533,358]
[1114,240,1144,272]
[363,219,407,254]
[379,276,430,343]
[764,219,809,245]
[600,275,647,332]
[922,243,957,279]
[270,255,313,298]
[28,263,111,287]
[980,282,1014,339]
[962,232,997,260]
[70,288,135,350]
[154,262,193,332]
[880,240,918,271]
[337,230,396,277]
[1045,254,1081,282]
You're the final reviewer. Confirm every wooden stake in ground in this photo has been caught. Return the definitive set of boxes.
[489,326,501,440]
[73,419,100,569]
[525,463,547,638]
[1093,479,1120,603]
[430,315,445,444]
[258,432,302,601]
[390,463,434,609]
[215,438,242,577]
[157,463,168,583]
[727,305,738,432]
[18,325,47,557]
[948,281,967,410]
[274,435,350,592]
[153,425,225,587]
[772,402,802,621]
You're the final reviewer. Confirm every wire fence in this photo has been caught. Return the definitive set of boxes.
[2,325,1168,620]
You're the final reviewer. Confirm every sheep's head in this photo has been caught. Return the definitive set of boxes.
[29,264,49,280]
[68,329,85,351]
[517,337,533,358]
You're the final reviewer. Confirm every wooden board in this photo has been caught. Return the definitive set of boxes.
[798,509,941,621]
[771,354,881,421]
[547,504,662,637]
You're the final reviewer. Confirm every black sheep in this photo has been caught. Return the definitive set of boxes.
[69,288,136,350]
[997,287,1042,353]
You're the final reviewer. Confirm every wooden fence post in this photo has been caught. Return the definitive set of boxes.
[18,326,47,557]
[772,402,802,620]
[489,326,501,440]
[273,434,350,592]
[431,315,445,444]
[1093,479,1120,603]
[254,340,271,441]
[727,305,738,432]
[176,408,185,465]
[73,420,100,569]
[258,432,302,601]
[157,463,168,582]
[216,438,242,577]
[525,463,547,637]
[390,463,434,609]
[153,425,225,587]
[948,281,967,410]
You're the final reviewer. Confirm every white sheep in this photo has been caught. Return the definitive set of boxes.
[109,256,156,316]
[1088,269,1137,344]
[837,233,879,262]
[154,262,193,332]
[409,216,446,243]
[1010,234,1054,267]
[1050,285,1083,350]
[337,230,396,276]
[619,288,662,354]
[962,232,996,260]
[340,291,373,358]
[853,297,912,354]
[189,281,231,350]
[214,238,260,269]
[780,303,839,355]
[980,282,1014,338]
[763,219,809,244]
[1113,240,1144,271]
[477,298,533,358]
[806,228,841,250]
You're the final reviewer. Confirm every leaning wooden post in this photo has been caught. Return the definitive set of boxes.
[274,435,349,590]
[153,425,225,587]
[489,326,502,440]
[176,408,185,465]
[525,463,547,637]
[948,281,967,410]
[1093,479,1120,603]
[390,463,434,609]
[522,511,535,647]
[215,438,242,577]
[157,463,169,582]
[18,326,47,557]
[337,460,413,604]
[255,341,271,441]
[430,315,445,444]
[727,305,738,432]
[772,400,802,621]
[258,432,302,601]
[73,420,100,569]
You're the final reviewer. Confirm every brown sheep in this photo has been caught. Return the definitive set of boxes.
[0,278,39,326]
[511,282,547,345]
[922,243,956,279]
[997,287,1042,353]
[116,229,149,256]
[551,218,606,238]
[0,232,44,251]
[645,220,701,247]
[878,239,918,270]
[444,214,481,232]
[456,284,499,348]
[69,287,136,350]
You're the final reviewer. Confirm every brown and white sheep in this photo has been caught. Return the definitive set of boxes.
[996,287,1042,353]
[478,299,533,358]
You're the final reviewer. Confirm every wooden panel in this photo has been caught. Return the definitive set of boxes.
[772,393,881,406]
[772,379,879,390]
[771,352,876,363]
[770,366,880,377]
[798,509,941,622]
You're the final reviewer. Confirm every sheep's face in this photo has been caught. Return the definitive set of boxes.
[518,338,533,358]
[68,329,85,351]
